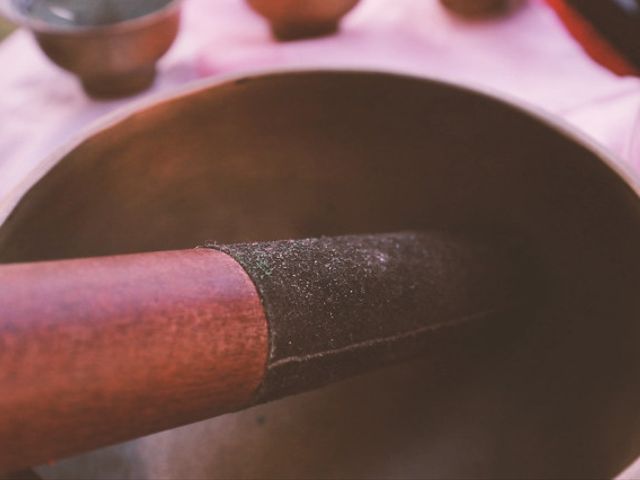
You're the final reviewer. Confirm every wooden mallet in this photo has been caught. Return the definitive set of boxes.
[0,230,535,472]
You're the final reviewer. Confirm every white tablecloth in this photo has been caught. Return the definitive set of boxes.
[1,0,640,476]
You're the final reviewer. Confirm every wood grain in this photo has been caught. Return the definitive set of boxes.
[0,249,268,472]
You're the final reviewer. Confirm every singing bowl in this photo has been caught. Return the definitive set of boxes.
[246,0,360,41]
[1,70,640,479]
[440,0,510,17]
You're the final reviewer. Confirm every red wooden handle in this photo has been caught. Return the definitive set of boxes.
[0,249,268,472]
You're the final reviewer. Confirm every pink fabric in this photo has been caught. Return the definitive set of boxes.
[1,0,639,224]
[0,0,639,475]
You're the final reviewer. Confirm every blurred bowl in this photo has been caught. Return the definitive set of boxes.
[0,0,181,98]
[440,0,510,17]
[3,69,640,478]
[246,0,359,41]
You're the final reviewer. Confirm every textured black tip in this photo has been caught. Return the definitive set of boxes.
[209,231,536,402]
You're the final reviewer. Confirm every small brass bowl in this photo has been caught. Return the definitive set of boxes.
[246,0,360,41]
[0,0,181,98]
[440,0,510,17]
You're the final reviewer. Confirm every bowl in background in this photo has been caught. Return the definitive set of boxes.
[0,0,182,98]
[246,0,359,41]
[2,70,640,478]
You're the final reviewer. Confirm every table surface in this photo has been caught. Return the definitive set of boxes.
[1,0,640,478]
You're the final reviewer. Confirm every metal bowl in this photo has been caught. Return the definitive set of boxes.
[2,69,640,479]
[0,0,181,98]
[440,0,510,17]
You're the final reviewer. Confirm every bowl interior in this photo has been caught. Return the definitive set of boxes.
[9,0,173,27]
[3,71,640,478]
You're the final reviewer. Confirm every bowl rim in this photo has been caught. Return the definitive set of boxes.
[1,66,638,226]
[0,0,182,35]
